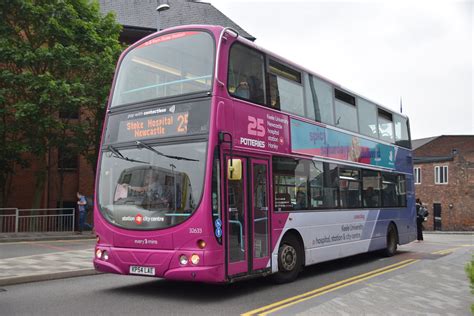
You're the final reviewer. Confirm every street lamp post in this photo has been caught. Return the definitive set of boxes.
[156,3,170,31]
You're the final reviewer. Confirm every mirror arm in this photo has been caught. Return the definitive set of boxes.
[218,131,233,166]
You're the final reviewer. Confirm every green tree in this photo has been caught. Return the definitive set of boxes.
[467,255,474,314]
[0,0,122,207]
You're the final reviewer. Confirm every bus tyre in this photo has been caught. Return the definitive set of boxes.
[382,224,398,257]
[273,234,303,284]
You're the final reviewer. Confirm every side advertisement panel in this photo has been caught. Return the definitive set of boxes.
[291,119,397,169]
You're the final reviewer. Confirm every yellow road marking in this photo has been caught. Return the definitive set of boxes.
[431,247,460,255]
[242,259,418,316]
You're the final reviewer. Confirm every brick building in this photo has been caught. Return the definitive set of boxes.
[5,0,253,211]
[413,135,474,231]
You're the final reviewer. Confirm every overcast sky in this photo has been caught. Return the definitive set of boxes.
[213,0,473,140]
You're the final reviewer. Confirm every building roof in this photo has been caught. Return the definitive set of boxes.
[412,135,474,150]
[411,136,439,150]
[98,0,256,41]
[413,156,454,164]
[412,135,474,162]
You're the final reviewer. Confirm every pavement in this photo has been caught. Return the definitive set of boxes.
[0,231,95,243]
[0,231,97,286]
[286,234,474,316]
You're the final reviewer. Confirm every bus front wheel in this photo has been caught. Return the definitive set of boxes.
[273,234,303,284]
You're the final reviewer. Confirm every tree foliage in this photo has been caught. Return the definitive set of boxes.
[0,0,122,207]
[466,255,474,314]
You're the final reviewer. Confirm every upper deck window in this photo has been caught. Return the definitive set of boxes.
[378,109,394,143]
[358,98,378,138]
[268,60,304,116]
[308,75,334,125]
[228,43,266,104]
[111,31,214,107]
[334,89,358,132]
[394,114,411,148]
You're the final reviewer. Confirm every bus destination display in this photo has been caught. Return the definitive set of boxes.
[117,110,188,142]
[104,100,211,145]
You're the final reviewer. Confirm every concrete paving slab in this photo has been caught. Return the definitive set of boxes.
[0,232,95,243]
[0,249,99,286]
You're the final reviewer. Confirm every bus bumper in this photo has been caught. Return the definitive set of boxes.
[164,265,224,282]
[93,246,225,283]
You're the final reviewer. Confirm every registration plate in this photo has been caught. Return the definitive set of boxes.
[129,265,155,276]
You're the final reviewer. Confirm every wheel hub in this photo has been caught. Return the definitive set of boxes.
[281,245,297,271]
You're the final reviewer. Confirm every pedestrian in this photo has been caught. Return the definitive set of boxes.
[77,192,92,234]
[416,198,425,241]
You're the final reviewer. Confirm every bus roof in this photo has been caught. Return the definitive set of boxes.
[122,24,409,120]
[231,28,409,120]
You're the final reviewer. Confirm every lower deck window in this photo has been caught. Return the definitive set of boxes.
[273,156,407,211]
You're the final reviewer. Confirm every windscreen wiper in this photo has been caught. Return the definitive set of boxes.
[135,141,199,162]
[108,145,149,164]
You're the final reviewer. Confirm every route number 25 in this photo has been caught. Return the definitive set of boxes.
[248,116,265,137]
[177,113,188,133]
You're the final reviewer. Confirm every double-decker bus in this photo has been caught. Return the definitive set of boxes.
[94,25,415,283]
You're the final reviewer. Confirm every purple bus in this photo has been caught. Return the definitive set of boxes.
[94,25,416,283]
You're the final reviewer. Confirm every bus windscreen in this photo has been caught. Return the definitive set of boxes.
[111,31,214,107]
[98,141,207,230]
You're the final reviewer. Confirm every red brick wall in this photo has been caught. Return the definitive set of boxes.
[414,136,474,231]
[8,154,44,209]
[415,136,474,157]
[7,152,96,210]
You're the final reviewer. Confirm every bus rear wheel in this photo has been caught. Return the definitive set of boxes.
[273,234,303,284]
[382,223,398,257]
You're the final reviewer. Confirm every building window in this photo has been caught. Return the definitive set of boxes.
[435,166,448,184]
[58,149,79,171]
[414,167,421,184]
[59,108,79,119]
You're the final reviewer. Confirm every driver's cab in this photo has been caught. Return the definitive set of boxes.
[114,166,173,209]
[110,165,194,228]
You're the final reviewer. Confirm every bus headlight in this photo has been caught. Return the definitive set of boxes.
[179,255,188,265]
[190,254,200,265]
[96,249,102,259]
[102,251,109,261]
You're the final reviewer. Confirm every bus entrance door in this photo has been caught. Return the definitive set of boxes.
[226,156,248,276]
[250,159,271,272]
[225,157,271,278]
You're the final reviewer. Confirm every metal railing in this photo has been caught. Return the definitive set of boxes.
[0,208,75,233]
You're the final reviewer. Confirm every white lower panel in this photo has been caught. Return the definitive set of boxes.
[306,239,371,265]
